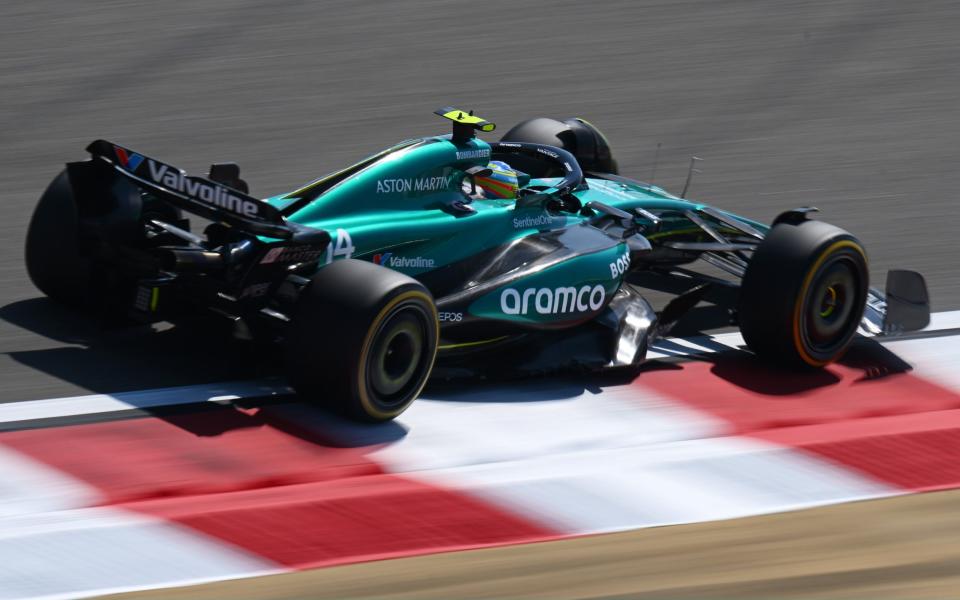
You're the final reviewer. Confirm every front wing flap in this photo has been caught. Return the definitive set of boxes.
[861,269,931,336]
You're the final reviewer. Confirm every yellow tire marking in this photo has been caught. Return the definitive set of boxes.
[792,240,866,367]
[356,290,438,420]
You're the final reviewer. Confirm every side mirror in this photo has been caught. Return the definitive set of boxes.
[464,165,493,196]
[633,207,662,233]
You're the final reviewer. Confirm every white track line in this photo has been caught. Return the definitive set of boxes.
[0,445,99,517]
[647,309,960,360]
[0,311,957,428]
[0,430,281,600]
[0,379,291,426]
[883,336,960,391]
[359,383,897,534]
[928,309,960,330]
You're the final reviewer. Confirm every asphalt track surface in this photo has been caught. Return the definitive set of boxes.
[2,0,960,402]
[3,5,960,598]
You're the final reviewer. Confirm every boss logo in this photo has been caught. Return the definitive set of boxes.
[609,252,631,279]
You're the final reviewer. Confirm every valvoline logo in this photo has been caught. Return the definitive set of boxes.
[372,252,436,269]
[113,146,144,171]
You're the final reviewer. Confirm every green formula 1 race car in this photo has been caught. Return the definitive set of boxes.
[25,107,930,421]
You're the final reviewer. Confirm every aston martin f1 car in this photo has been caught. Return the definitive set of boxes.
[25,107,930,421]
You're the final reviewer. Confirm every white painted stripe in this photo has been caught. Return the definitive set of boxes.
[882,336,960,392]
[404,438,896,534]
[647,310,960,360]
[0,445,99,517]
[927,309,960,331]
[0,311,955,429]
[377,381,724,472]
[368,380,896,534]
[0,508,280,600]
[0,379,291,426]
[0,426,280,600]
[363,317,960,536]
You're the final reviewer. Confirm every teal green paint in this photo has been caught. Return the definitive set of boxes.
[259,130,770,323]
[468,243,628,325]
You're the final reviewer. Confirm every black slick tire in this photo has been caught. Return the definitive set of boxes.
[284,259,439,422]
[738,219,868,368]
[25,170,95,306]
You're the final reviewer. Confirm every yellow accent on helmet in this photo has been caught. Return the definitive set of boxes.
[434,107,496,132]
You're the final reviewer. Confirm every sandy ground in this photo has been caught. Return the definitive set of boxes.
[106,490,960,599]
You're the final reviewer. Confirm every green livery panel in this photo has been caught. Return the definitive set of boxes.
[468,244,628,326]
[258,116,768,332]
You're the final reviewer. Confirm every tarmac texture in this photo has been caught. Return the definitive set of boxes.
[3,0,959,400]
[2,2,959,597]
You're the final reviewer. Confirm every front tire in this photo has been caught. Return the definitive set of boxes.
[284,259,439,422]
[739,219,868,367]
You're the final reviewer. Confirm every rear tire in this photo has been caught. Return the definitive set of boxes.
[738,219,868,367]
[499,116,619,176]
[284,259,439,422]
[25,170,95,306]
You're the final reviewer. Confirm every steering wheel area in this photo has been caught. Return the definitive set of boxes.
[489,142,585,213]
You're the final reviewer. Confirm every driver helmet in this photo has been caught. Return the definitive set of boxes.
[471,160,521,200]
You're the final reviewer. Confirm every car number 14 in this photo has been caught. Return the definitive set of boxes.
[325,228,355,264]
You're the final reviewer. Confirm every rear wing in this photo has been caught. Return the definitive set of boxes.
[85,139,297,239]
